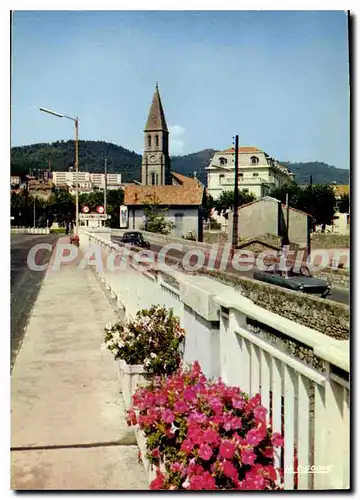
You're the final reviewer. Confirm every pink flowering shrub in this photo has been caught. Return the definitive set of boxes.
[102,305,185,375]
[127,361,284,490]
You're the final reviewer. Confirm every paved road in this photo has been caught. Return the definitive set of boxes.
[111,236,349,306]
[11,234,61,369]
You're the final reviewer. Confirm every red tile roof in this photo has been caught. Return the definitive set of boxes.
[221,146,262,153]
[124,172,204,206]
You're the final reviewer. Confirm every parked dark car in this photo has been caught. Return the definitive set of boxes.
[253,266,331,298]
[120,231,151,249]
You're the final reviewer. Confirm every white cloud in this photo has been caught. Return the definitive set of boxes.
[169,124,185,155]
[169,124,185,137]
[170,139,184,155]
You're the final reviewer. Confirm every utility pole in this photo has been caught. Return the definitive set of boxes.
[285,192,290,243]
[232,135,239,250]
[104,156,108,213]
[33,196,36,228]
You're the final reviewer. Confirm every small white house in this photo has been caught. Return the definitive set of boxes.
[124,172,205,239]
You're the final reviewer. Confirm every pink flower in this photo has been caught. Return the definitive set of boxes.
[209,397,223,415]
[232,398,245,410]
[192,361,202,377]
[181,439,193,454]
[126,409,137,426]
[171,462,183,473]
[184,387,197,403]
[189,472,216,490]
[174,400,189,413]
[241,448,256,465]
[203,427,220,445]
[155,393,167,406]
[150,469,165,490]
[219,440,236,460]
[230,416,242,430]
[272,432,284,447]
[246,429,263,447]
[199,443,213,461]
[188,411,207,424]
[254,405,267,422]
[244,470,266,490]
[262,446,274,459]
[262,464,278,482]
[162,409,175,424]
[188,462,204,476]
[151,448,160,458]
[222,460,239,481]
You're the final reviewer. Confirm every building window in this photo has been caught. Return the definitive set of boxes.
[155,135,159,147]
[253,172,259,177]
[219,174,225,183]
[250,156,259,165]
[150,172,158,185]
[148,135,151,148]
[219,157,227,165]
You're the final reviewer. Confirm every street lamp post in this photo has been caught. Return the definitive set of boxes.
[39,107,79,235]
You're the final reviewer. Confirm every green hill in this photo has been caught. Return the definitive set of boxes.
[11,140,349,186]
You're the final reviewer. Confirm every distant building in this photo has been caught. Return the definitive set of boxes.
[124,84,205,239]
[227,196,311,250]
[27,179,53,200]
[10,175,21,187]
[207,146,294,200]
[52,172,123,191]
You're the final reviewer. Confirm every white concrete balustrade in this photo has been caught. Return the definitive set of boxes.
[79,228,350,491]
[11,227,50,235]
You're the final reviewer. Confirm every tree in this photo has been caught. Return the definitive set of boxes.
[141,195,174,235]
[202,193,215,221]
[269,182,337,229]
[338,193,349,213]
[214,190,256,217]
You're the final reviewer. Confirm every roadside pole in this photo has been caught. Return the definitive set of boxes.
[232,135,239,253]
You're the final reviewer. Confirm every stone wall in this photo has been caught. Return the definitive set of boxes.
[311,233,350,249]
[312,268,350,288]
[200,269,349,340]
[203,231,228,244]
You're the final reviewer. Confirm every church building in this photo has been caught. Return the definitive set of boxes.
[123,84,205,240]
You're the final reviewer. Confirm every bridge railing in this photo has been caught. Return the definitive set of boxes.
[11,227,50,235]
[79,228,350,490]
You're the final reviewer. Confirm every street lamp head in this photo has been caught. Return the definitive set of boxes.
[39,107,64,118]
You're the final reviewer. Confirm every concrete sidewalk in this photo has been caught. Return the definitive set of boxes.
[11,256,148,490]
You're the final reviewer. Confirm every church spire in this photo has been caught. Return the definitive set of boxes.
[144,83,168,132]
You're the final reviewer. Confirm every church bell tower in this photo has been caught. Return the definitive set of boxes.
[141,84,171,186]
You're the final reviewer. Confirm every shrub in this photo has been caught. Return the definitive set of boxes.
[102,305,185,376]
[127,361,284,490]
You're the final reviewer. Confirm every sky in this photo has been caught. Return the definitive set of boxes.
[11,10,350,169]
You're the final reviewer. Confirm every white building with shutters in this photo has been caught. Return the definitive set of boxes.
[207,146,295,200]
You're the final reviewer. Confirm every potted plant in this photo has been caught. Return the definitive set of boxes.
[102,305,185,410]
[127,361,284,490]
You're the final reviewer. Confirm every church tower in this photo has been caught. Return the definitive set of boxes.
[141,84,171,186]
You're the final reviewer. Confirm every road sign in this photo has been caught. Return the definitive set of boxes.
[79,213,107,220]
[82,205,90,214]
[96,205,105,214]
